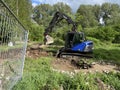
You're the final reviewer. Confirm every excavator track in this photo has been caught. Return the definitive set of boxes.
[56,51,94,69]
[56,48,93,58]
[55,47,94,69]
[60,52,93,58]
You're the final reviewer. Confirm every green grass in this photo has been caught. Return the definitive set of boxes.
[0,43,23,52]
[93,43,120,64]
[13,57,120,90]
[87,37,120,64]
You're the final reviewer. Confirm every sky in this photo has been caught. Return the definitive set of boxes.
[31,0,120,12]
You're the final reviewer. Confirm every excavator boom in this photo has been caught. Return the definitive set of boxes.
[44,11,77,44]
[44,11,77,35]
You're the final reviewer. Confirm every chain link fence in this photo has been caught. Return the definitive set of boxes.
[0,0,28,89]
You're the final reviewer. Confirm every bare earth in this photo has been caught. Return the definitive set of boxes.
[51,58,119,73]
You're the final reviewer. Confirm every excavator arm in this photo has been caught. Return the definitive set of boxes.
[44,11,77,44]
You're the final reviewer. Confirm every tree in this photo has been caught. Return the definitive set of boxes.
[4,0,32,29]
[33,2,72,27]
[108,4,120,25]
[76,5,98,28]
[29,24,44,41]
[101,3,120,25]
[53,2,72,14]
[33,4,53,26]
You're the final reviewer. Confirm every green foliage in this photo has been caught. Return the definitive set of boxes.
[76,3,120,28]
[112,34,120,43]
[93,42,120,64]
[4,0,32,30]
[85,26,117,42]
[13,56,120,90]
[62,73,98,90]
[33,3,72,26]
[86,36,120,63]
[95,26,117,41]
[29,24,44,42]
[112,24,120,32]
[77,25,83,32]
[99,72,120,90]
[33,4,53,26]
[53,38,64,45]
[13,57,55,90]
[76,5,99,28]
[51,25,73,41]
[101,3,120,25]
[86,37,104,47]
[53,2,72,14]
[94,48,120,63]
[112,24,120,43]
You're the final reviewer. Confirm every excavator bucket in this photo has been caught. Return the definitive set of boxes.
[45,35,54,45]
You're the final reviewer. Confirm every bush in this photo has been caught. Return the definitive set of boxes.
[52,26,70,38]
[112,24,120,32]
[96,26,117,41]
[86,37,104,47]
[53,38,64,45]
[29,24,44,42]
[112,34,120,43]
[85,26,117,42]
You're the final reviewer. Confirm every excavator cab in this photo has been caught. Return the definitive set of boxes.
[64,31,93,53]
[65,31,85,48]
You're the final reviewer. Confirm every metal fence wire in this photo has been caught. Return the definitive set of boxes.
[0,0,28,90]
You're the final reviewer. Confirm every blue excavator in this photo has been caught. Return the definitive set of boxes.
[44,11,93,58]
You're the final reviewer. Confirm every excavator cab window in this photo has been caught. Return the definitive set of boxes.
[73,32,85,44]
[65,32,74,48]
[65,32,85,48]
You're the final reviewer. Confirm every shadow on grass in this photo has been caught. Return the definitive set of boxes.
[94,48,120,64]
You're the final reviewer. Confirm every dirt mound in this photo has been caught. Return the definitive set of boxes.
[51,58,119,73]
[51,58,76,71]
[26,44,49,59]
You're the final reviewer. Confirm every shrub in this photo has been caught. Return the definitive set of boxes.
[112,33,120,43]
[95,26,117,41]
[86,37,103,46]
[29,24,44,42]
[53,38,64,45]
[85,26,117,42]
